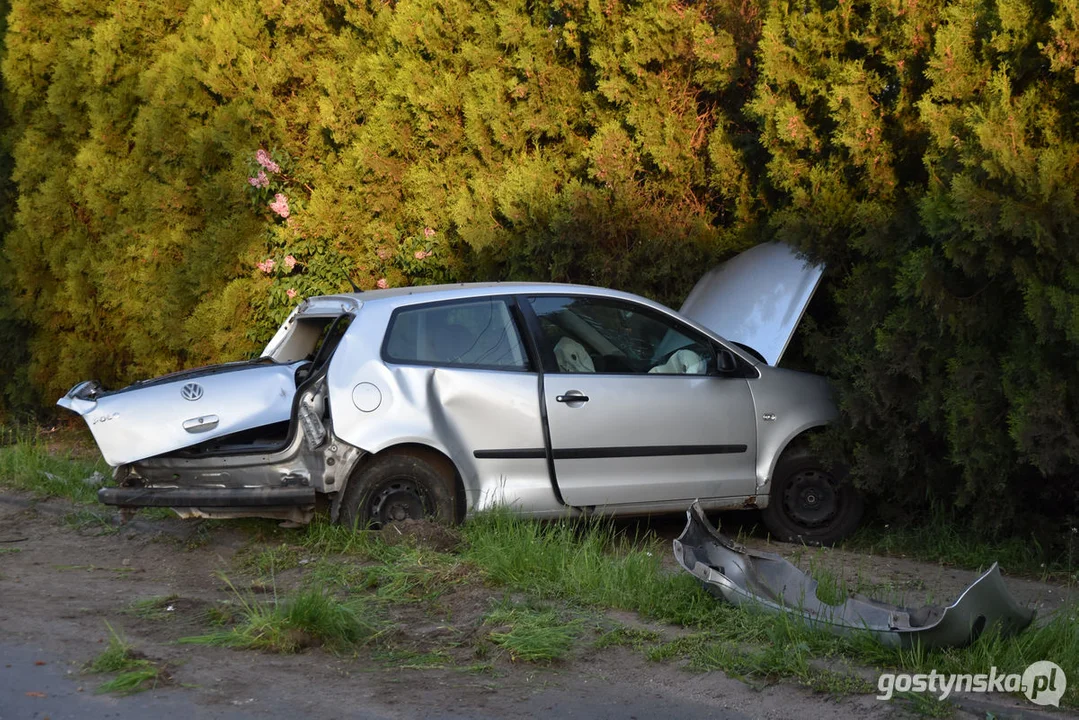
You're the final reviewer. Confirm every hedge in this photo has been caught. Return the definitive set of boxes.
[1,0,1076,536]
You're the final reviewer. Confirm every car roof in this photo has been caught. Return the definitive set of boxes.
[302,282,664,310]
[283,281,762,366]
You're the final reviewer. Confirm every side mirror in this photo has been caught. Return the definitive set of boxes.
[715,349,738,374]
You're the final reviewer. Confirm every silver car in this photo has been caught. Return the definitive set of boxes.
[58,243,862,543]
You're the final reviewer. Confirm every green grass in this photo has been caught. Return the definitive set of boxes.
[4,432,1076,708]
[64,508,118,535]
[181,580,383,653]
[85,622,167,695]
[843,505,1078,581]
[292,518,474,603]
[86,623,142,674]
[459,508,1078,706]
[593,626,662,650]
[484,602,584,663]
[0,431,106,503]
[297,517,399,559]
[461,510,733,627]
[126,595,180,621]
[96,667,166,695]
[235,543,302,576]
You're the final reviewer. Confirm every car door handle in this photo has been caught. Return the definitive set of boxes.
[183,415,220,433]
[556,394,589,404]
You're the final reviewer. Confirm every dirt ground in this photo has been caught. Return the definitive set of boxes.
[0,493,1072,720]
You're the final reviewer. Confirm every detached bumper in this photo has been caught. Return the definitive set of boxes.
[98,486,315,508]
[673,502,1035,649]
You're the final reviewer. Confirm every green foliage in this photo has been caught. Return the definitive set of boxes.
[0,0,754,403]
[463,510,1077,706]
[751,0,1079,533]
[0,428,108,502]
[483,602,583,663]
[1,0,1076,532]
[86,622,167,696]
[180,580,382,653]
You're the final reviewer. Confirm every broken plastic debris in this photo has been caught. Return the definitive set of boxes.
[82,471,107,487]
[673,502,1035,649]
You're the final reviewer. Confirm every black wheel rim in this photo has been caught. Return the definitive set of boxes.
[782,469,839,529]
[367,479,430,529]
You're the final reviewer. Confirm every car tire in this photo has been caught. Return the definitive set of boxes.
[339,453,456,530]
[761,447,863,546]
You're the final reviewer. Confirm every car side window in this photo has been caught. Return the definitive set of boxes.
[527,296,715,375]
[383,298,530,370]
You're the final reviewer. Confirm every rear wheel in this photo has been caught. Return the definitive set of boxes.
[761,447,863,545]
[339,453,455,530]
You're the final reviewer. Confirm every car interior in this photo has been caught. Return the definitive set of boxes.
[169,315,351,458]
[531,297,713,375]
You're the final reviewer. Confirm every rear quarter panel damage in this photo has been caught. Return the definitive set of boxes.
[325,300,559,516]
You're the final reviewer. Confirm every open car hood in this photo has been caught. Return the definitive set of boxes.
[680,242,823,366]
[673,503,1035,649]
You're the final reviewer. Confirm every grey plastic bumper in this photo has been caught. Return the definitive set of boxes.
[673,502,1035,649]
[98,486,315,508]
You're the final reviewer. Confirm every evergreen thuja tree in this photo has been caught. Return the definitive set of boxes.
[749,0,954,513]
[752,0,1079,532]
[915,0,1079,526]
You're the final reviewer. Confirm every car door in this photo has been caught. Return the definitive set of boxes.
[523,294,758,508]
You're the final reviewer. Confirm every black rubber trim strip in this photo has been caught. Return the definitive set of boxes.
[473,448,547,460]
[99,486,316,508]
[512,296,566,505]
[552,445,747,460]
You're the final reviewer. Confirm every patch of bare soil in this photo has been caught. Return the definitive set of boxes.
[0,492,1071,720]
[380,519,463,553]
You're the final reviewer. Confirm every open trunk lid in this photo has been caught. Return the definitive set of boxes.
[58,360,306,466]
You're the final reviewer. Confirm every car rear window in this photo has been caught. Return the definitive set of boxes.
[383,298,530,370]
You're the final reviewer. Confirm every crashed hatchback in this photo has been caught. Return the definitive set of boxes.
[58,243,861,542]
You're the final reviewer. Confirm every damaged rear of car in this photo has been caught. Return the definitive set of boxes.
[58,296,365,525]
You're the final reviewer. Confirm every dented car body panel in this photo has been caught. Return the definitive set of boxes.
[673,503,1035,648]
[58,360,307,466]
[58,244,840,526]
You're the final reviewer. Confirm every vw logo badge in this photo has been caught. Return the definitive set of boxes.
[180,382,204,401]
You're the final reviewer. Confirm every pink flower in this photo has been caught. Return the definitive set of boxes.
[376,247,390,260]
[256,149,281,174]
[423,226,435,238]
[248,170,269,188]
[269,193,290,218]
[414,249,433,260]
[256,258,275,274]
[284,254,297,270]
[286,288,297,299]
[376,278,389,289]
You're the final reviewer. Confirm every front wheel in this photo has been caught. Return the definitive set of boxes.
[761,448,863,545]
[339,453,455,530]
